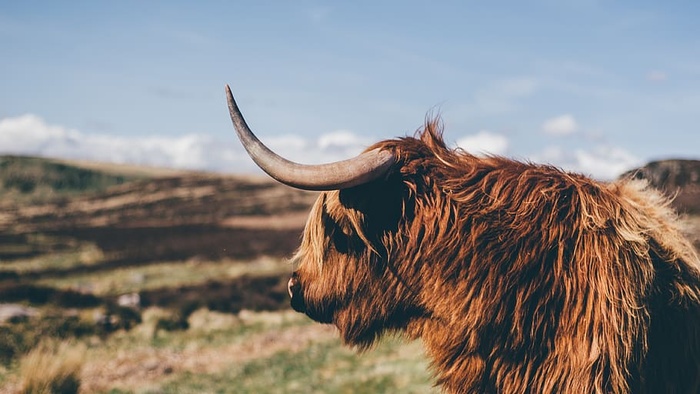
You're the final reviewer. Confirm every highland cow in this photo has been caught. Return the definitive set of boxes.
[226,85,700,393]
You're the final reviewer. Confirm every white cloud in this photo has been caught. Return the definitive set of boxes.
[0,114,250,171]
[542,114,578,136]
[318,130,366,151]
[456,130,509,156]
[264,130,369,165]
[533,144,641,180]
[0,114,372,173]
[573,146,641,180]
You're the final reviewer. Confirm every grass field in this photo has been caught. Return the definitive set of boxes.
[80,309,433,393]
[0,248,437,393]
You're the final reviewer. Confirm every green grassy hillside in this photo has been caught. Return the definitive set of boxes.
[0,156,140,205]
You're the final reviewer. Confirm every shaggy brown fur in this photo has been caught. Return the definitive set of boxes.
[289,120,700,393]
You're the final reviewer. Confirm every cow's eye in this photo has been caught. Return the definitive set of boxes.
[330,223,364,255]
[332,230,350,254]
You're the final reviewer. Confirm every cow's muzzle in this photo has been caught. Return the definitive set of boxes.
[288,273,306,313]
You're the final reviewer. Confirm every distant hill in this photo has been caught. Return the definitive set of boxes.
[621,159,700,214]
[0,155,317,263]
[0,155,140,205]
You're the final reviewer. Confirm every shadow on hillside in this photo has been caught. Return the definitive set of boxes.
[0,274,290,315]
[0,224,302,282]
[59,225,298,275]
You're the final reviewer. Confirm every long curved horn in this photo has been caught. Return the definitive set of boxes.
[226,85,396,191]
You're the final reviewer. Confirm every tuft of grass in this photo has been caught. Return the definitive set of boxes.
[0,313,96,367]
[18,340,86,394]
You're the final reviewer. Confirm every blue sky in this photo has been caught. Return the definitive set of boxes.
[1,1,698,178]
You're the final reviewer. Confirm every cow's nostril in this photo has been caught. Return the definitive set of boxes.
[288,276,301,298]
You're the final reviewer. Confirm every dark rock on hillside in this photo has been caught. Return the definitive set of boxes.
[621,159,700,214]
